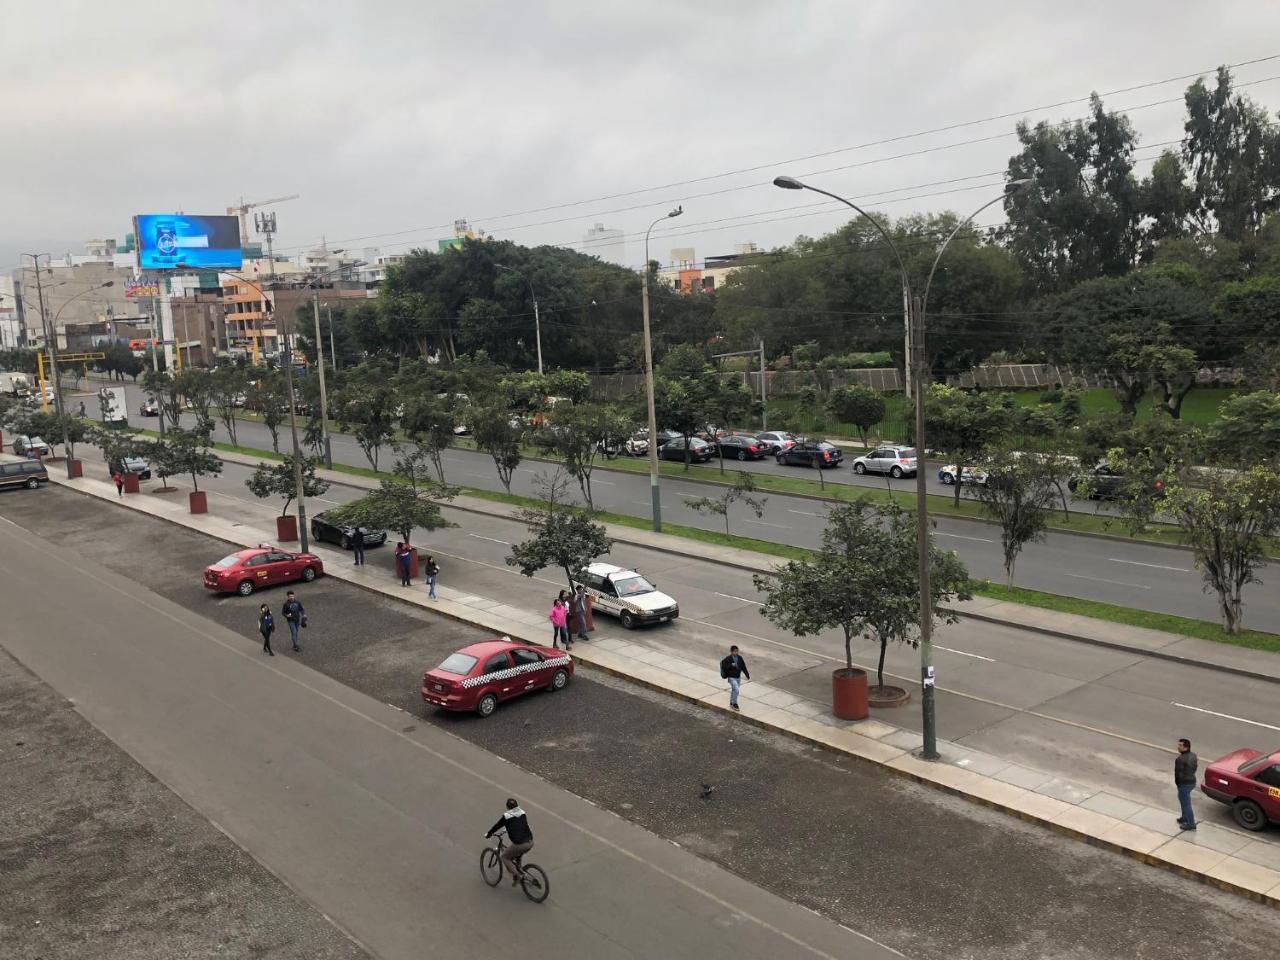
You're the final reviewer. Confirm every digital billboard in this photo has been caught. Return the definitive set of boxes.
[134,214,243,271]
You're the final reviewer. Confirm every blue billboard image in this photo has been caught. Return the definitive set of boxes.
[134,214,243,270]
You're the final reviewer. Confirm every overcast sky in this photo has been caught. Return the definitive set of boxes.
[5,1,1280,272]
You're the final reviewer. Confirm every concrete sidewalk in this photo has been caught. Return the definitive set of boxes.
[45,464,1280,907]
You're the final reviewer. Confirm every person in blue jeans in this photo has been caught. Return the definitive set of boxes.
[719,645,750,711]
[1174,738,1198,830]
[423,555,439,600]
[281,591,305,653]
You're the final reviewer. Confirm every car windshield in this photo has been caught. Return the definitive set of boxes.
[613,575,656,597]
[1239,753,1276,774]
[436,652,479,675]
[213,555,241,568]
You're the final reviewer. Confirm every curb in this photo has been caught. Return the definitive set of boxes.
[42,473,1280,909]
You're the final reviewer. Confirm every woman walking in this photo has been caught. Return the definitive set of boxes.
[395,542,412,587]
[423,555,440,600]
[549,598,570,650]
[258,603,275,656]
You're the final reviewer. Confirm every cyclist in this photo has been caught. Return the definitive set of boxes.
[485,798,533,885]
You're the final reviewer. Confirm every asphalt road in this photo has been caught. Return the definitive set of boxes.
[180,457,1280,817]
[82,378,1280,631]
[2,487,1276,960]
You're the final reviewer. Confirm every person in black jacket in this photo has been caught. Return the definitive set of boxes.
[1175,738,1198,830]
[258,604,275,656]
[281,591,305,652]
[351,526,365,566]
[485,798,534,885]
[720,645,750,711]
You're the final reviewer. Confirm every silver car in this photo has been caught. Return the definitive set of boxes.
[851,445,918,478]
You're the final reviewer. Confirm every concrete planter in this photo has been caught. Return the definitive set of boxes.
[868,684,911,708]
[189,490,208,514]
[832,667,870,720]
[122,473,141,494]
[276,514,298,541]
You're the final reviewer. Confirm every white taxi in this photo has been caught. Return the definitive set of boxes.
[574,562,679,630]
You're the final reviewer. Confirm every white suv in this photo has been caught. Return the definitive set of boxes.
[574,562,679,630]
[851,445,918,478]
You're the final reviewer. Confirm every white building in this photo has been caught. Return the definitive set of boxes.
[582,222,627,265]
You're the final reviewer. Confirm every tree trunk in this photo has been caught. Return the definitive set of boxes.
[1219,588,1242,634]
[876,635,887,690]
[953,473,962,509]
[1006,552,1016,587]
[844,627,854,674]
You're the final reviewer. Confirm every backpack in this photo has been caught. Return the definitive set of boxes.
[719,656,731,679]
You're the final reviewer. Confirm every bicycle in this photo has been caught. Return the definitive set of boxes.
[480,833,550,903]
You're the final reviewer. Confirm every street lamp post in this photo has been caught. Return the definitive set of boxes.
[494,264,543,375]
[772,175,1028,760]
[306,262,365,471]
[641,205,682,533]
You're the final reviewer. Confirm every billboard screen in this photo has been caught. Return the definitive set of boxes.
[135,214,243,270]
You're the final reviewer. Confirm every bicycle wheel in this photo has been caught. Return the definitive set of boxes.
[519,863,550,903]
[479,847,503,887]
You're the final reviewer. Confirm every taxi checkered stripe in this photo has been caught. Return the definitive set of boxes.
[460,654,573,689]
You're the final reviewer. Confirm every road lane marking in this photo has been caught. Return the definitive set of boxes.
[1172,702,1280,732]
[743,519,787,529]
[787,509,826,518]
[1064,573,1151,590]
[1109,558,1191,572]
[935,532,995,543]
[0,522,862,960]
[467,534,510,545]
[715,592,763,606]
[934,645,996,662]
[675,492,702,499]
[593,479,616,486]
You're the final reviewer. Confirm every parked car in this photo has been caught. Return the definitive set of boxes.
[0,453,49,490]
[1200,747,1280,831]
[777,440,844,468]
[851,445,918,478]
[756,431,798,455]
[139,399,160,417]
[13,435,52,458]
[421,638,573,717]
[624,433,650,457]
[574,561,679,629]
[203,545,324,596]
[714,434,766,461]
[938,464,988,486]
[1067,462,1165,501]
[659,436,714,463]
[310,510,388,550]
[651,429,682,448]
[108,456,151,480]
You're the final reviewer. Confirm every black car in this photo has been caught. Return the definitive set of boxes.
[1067,463,1166,501]
[659,437,714,462]
[777,441,844,469]
[714,434,767,461]
[310,510,388,550]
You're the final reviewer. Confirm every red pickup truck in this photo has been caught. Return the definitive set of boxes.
[1200,747,1280,831]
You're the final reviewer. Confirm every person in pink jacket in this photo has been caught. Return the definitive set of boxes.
[549,598,570,650]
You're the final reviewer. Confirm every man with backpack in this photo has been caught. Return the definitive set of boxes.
[719,645,750,711]
[281,591,306,652]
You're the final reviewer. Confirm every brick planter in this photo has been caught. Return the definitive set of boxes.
[67,458,83,478]
[189,490,208,514]
[122,473,141,494]
[276,514,298,541]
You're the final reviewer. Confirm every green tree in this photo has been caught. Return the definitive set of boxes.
[245,455,330,517]
[400,390,460,484]
[506,472,612,591]
[470,402,524,494]
[176,368,216,432]
[971,450,1060,585]
[754,498,970,693]
[826,385,885,446]
[705,379,754,474]
[1213,391,1280,464]
[148,427,221,492]
[924,384,1015,508]
[334,381,396,471]
[684,472,767,535]
[142,369,184,430]
[550,402,631,508]
[210,366,249,446]
[247,371,290,453]
[324,475,453,550]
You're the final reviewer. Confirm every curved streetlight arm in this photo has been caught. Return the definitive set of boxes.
[920,191,1012,314]
[51,281,114,324]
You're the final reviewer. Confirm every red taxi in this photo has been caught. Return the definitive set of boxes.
[203,545,324,596]
[1200,747,1280,831]
[422,638,573,718]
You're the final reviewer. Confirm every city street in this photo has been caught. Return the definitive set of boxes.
[1,486,1276,959]
[82,378,1280,632]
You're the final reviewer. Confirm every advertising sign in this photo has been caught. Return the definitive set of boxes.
[134,214,243,270]
[124,279,162,299]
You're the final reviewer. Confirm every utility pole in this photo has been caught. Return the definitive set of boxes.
[26,253,76,476]
[911,294,936,759]
[759,338,767,432]
[902,282,912,397]
[325,305,337,371]
[280,299,310,555]
[311,288,333,469]
[641,205,682,533]
[149,287,165,438]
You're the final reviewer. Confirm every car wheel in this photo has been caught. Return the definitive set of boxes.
[853,462,867,474]
[339,534,351,550]
[301,566,317,583]
[26,477,39,489]
[890,466,904,479]
[620,610,636,630]
[237,580,254,596]
[940,472,954,485]
[311,523,321,540]
[776,455,786,465]
[1233,798,1268,832]
[549,668,570,691]
[476,693,498,718]
[736,450,747,461]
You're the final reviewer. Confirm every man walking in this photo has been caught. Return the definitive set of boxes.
[573,584,590,641]
[720,644,750,711]
[351,526,365,566]
[423,555,439,600]
[258,604,275,656]
[281,591,305,653]
[1175,738,1198,831]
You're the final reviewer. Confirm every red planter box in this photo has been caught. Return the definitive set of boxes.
[189,490,208,514]
[392,547,419,580]
[67,459,83,478]
[832,668,870,721]
[276,514,298,541]
[122,473,141,494]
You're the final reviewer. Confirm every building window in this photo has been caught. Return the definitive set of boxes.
[702,277,715,291]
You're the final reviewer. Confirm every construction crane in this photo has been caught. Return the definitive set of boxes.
[227,194,300,245]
